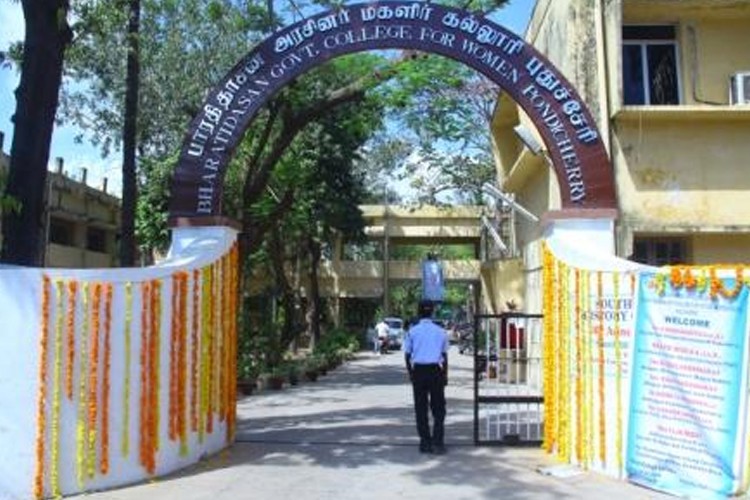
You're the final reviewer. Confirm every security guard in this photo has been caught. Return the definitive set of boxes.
[404,300,449,454]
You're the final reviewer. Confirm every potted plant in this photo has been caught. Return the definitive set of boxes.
[303,358,320,382]
[237,355,259,396]
[286,361,300,386]
[264,365,286,390]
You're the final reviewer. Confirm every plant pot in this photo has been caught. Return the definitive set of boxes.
[267,375,285,390]
[237,379,256,395]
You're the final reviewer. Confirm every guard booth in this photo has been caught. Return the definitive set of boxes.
[473,312,544,445]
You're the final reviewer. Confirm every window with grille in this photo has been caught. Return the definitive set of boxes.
[631,237,688,266]
[622,25,680,105]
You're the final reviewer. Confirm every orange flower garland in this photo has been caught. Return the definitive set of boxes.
[33,275,51,500]
[226,246,238,441]
[613,272,624,477]
[139,281,154,474]
[655,265,748,300]
[169,274,179,442]
[177,272,189,455]
[191,269,200,434]
[100,283,113,475]
[87,283,102,479]
[150,280,162,454]
[66,280,78,400]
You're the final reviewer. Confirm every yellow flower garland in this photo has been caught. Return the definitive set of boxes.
[596,272,606,467]
[51,280,65,497]
[541,243,557,452]
[122,282,133,457]
[574,269,583,464]
[582,269,592,469]
[76,283,90,488]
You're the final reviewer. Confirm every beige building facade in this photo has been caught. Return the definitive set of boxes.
[490,0,750,291]
[0,132,121,268]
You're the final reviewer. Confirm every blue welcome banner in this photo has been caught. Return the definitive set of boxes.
[627,273,750,497]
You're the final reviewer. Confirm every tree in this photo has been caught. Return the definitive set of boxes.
[1,0,72,265]
[121,0,141,266]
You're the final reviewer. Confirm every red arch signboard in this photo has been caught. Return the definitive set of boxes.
[169,1,617,219]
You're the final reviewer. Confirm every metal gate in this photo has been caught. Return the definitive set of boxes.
[472,313,544,445]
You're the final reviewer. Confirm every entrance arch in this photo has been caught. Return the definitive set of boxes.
[168,1,617,220]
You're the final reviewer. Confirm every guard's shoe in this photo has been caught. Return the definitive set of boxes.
[432,444,446,455]
[419,441,433,453]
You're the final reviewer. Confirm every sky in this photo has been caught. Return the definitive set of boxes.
[0,0,535,199]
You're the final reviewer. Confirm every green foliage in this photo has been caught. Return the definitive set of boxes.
[313,327,359,357]
[0,169,22,216]
[135,154,172,254]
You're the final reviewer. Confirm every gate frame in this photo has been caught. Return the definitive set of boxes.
[473,312,544,446]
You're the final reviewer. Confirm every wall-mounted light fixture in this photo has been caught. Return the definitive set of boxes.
[481,182,539,223]
[513,124,544,156]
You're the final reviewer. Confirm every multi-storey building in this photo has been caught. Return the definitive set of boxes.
[0,131,121,268]
[492,0,750,276]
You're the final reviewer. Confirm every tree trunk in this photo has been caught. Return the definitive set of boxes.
[1,1,72,266]
[305,233,322,348]
[120,0,141,266]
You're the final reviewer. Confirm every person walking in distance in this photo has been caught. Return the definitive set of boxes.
[374,319,389,355]
[404,300,448,454]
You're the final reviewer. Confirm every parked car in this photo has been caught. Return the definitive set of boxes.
[384,317,405,350]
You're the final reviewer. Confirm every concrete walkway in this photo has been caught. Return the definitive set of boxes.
[76,346,670,500]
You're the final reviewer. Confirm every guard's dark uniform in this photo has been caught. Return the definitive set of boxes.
[404,303,449,454]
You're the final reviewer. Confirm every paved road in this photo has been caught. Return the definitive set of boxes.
[76,346,669,500]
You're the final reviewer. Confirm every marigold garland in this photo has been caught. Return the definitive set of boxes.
[65,280,78,400]
[139,281,154,474]
[557,259,570,462]
[596,271,606,466]
[200,265,212,440]
[226,244,240,441]
[582,269,593,469]
[100,283,113,475]
[574,269,583,464]
[51,280,65,497]
[541,243,556,452]
[613,272,624,477]
[653,265,747,300]
[87,283,102,479]
[122,282,133,457]
[33,275,51,500]
[76,282,90,488]
[207,263,217,434]
[169,275,179,442]
[219,256,228,423]
[177,272,189,455]
[150,280,162,454]
[191,269,200,434]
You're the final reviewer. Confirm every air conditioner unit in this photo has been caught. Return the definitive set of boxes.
[730,72,750,105]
